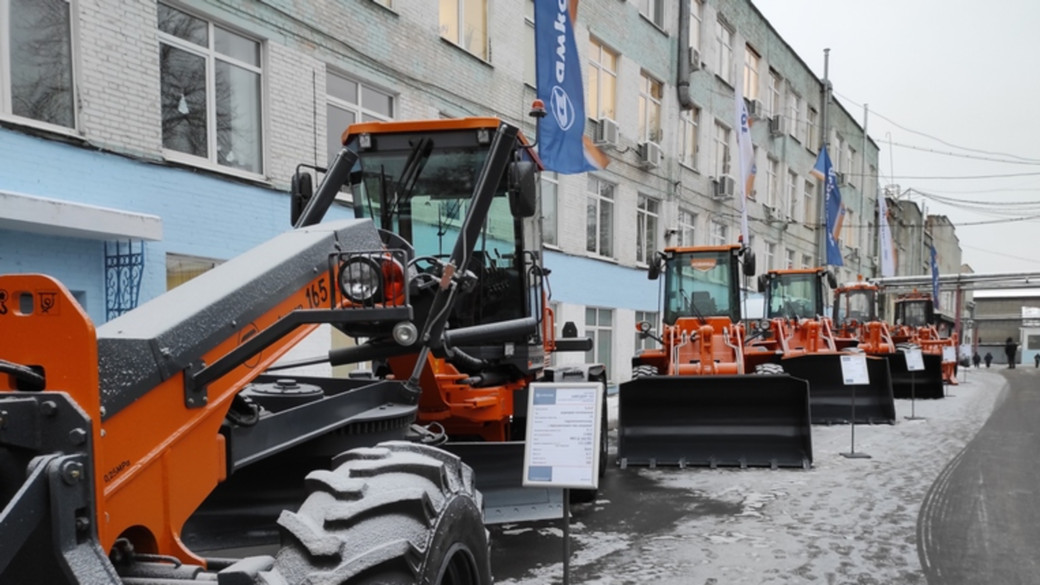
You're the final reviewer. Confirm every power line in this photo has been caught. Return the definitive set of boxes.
[887,141,1040,166]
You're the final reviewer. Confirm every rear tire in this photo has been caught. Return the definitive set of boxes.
[754,362,785,375]
[632,364,659,378]
[273,441,491,585]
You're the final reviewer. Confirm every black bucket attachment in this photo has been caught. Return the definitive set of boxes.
[617,375,812,469]
[781,354,897,425]
[888,352,945,399]
[439,441,564,525]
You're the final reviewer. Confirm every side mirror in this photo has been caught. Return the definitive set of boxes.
[825,270,838,289]
[743,249,756,276]
[290,171,313,227]
[757,274,768,293]
[647,251,666,280]
[508,161,538,218]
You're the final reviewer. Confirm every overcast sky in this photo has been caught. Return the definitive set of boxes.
[752,0,1040,275]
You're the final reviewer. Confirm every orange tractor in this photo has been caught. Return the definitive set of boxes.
[0,118,583,584]
[752,268,896,424]
[886,290,957,398]
[619,244,813,469]
[290,117,606,515]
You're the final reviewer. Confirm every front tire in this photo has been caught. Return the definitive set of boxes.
[274,442,491,585]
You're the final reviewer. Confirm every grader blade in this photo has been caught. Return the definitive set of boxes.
[617,375,812,469]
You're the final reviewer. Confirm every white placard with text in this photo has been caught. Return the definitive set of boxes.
[840,354,871,385]
[904,347,925,371]
[522,382,602,490]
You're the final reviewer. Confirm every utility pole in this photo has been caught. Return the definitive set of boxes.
[861,103,869,277]
[817,49,831,267]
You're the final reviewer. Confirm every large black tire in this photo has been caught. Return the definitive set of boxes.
[632,364,659,378]
[273,441,491,585]
[754,362,785,375]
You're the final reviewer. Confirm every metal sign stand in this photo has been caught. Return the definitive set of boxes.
[840,354,871,459]
[905,349,926,421]
[522,382,603,585]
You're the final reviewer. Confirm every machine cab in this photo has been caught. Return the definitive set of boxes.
[832,284,879,324]
[654,245,744,325]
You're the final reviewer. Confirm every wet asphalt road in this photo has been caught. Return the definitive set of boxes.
[918,368,1040,585]
[488,371,1016,585]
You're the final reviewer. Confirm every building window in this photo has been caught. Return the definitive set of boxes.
[677,208,697,246]
[787,170,798,220]
[326,72,394,166]
[159,3,263,174]
[710,220,728,246]
[764,241,776,271]
[636,195,660,264]
[541,171,559,246]
[639,71,663,143]
[586,176,615,257]
[2,0,75,129]
[744,46,760,100]
[588,38,618,120]
[167,253,220,290]
[785,248,795,269]
[807,107,819,151]
[786,88,801,141]
[635,310,660,351]
[802,253,813,269]
[768,70,782,118]
[585,306,614,379]
[766,158,779,208]
[439,0,488,60]
[848,145,858,186]
[371,0,393,7]
[803,179,815,229]
[639,0,664,27]
[715,18,734,85]
[523,0,535,87]
[844,209,855,249]
[713,120,731,178]
[689,0,702,51]
[679,106,699,169]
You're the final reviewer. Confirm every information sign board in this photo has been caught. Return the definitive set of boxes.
[522,382,603,490]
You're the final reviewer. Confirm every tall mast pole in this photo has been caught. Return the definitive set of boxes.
[817,48,831,266]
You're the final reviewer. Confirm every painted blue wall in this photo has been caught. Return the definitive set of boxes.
[543,250,658,312]
[0,129,353,324]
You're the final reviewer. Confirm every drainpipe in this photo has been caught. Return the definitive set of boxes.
[677,0,694,110]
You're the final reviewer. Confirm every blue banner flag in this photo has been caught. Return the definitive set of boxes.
[930,244,941,310]
[810,146,845,267]
[534,0,605,173]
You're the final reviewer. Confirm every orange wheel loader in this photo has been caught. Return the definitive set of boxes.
[752,268,896,425]
[0,119,544,584]
[886,290,956,398]
[618,244,813,469]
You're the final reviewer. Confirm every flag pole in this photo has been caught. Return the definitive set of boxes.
[817,48,831,267]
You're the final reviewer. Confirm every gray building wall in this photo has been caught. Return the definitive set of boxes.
[0,0,882,383]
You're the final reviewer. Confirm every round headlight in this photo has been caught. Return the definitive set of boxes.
[339,256,382,304]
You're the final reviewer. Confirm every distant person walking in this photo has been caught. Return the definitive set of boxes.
[973,352,981,368]
[1005,337,1018,369]
[1034,353,1039,368]
[984,352,993,368]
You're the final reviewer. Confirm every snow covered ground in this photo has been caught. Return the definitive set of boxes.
[492,369,1007,585]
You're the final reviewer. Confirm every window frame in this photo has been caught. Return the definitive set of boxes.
[639,0,665,28]
[0,0,79,135]
[585,306,614,381]
[709,220,728,246]
[689,0,703,52]
[638,71,663,143]
[712,120,731,178]
[636,194,660,265]
[586,175,616,258]
[439,0,489,61]
[158,2,265,178]
[679,106,700,170]
[715,18,734,85]
[541,171,560,247]
[744,45,760,101]
[587,38,618,121]
[635,310,660,351]
[677,207,697,247]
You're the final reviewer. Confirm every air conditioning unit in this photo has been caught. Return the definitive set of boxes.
[713,175,735,199]
[835,171,846,186]
[688,47,701,72]
[764,204,781,221]
[747,99,764,119]
[638,141,663,169]
[769,115,785,137]
[595,117,620,148]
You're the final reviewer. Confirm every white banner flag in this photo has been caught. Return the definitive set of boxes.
[878,193,895,277]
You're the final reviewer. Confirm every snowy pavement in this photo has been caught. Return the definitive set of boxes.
[490,369,1007,585]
